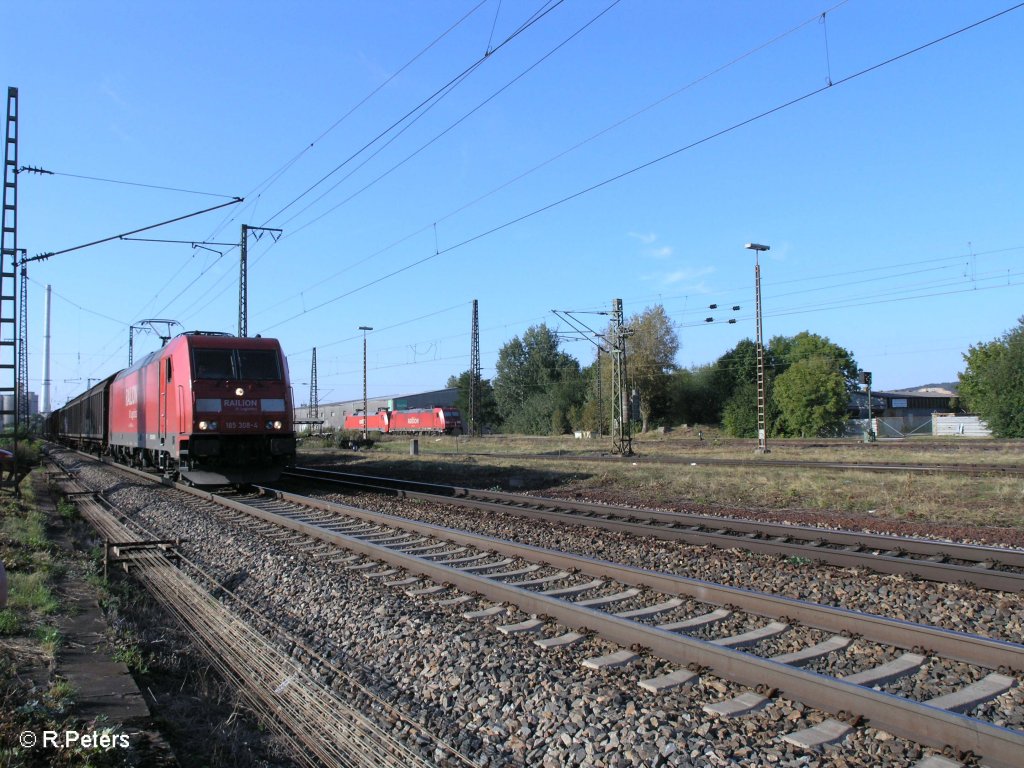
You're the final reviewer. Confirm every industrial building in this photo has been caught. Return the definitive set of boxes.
[850,385,990,437]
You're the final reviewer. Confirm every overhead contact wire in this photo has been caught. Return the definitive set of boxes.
[259,0,567,227]
[260,3,1023,332]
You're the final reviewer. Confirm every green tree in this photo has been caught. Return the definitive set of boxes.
[770,331,858,388]
[445,371,500,432]
[959,318,1024,437]
[772,357,849,437]
[492,324,584,435]
[713,338,761,398]
[714,331,855,436]
[708,339,769,426]
[576,358,608,435]
[626,305,679,432]
[958,339,1005,416]
[721,380,760,437]
[666,364,722,426]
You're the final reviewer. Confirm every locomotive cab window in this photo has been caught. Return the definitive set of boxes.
[237,349,282,380]
[193,349,235,379]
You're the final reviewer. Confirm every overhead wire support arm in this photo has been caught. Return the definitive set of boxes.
[31,197,243,262]
[15,165,52,176]
[551,309,609,349]
[118,237,237,247]
[238,225,283,338]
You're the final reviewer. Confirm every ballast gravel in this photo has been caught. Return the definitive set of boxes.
[55,454,1019,767]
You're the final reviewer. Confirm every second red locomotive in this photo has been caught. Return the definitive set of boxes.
[344,406,462,435]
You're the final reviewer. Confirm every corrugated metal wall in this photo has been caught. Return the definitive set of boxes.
[932,414,992,437]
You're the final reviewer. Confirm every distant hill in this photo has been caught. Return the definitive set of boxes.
[889,382,959,396]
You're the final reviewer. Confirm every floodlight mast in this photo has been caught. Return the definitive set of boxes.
[744,243,770,454]
[358,326,373,439]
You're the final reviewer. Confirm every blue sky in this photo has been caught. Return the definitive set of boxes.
[5,0,1022,409]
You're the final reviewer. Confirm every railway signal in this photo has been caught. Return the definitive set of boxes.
[860,371,876,442]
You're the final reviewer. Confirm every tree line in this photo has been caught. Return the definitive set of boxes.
[958,317,1024,437]
[446,306,1024,439]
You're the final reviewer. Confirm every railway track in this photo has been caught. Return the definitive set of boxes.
[435,449,1024,476]
[47,455,457,768]
[53,450,1024,765]
[202,485,1024,766]
[282,466,1024,592]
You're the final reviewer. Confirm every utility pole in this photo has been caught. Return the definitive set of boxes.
[468,299,481,436]
[610,298,633,456]
[309,348,319,434]
[238,225,282,337]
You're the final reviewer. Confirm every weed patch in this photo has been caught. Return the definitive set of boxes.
[1,510,49,550]
[111,637,149,674]
[35,625,62,655]
[0,608,20,635]
[8,572,59,614]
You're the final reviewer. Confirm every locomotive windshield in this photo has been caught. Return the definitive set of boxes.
[194,349,234,379]
[192,348,282,380]
[237,349,282,380]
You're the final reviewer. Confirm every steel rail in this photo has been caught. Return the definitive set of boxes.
[285,466,1024,592]
[252,485,1024,673]
[290,466,1024,565]
[176,484,1024,768]
[449,451,1024,476]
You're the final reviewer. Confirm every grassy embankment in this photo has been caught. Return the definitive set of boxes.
[0,479,117,767]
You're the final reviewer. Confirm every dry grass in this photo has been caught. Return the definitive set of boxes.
[358,429,1024,466]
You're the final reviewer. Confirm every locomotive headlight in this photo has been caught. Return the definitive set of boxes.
[273,420,282,430]
[199,421,209,430]
[210,421,218,430]
[235,387,245,396]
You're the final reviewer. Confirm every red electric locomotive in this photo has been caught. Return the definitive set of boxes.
[343,406,462,435]
[388,407,461,434]
[344,410,390,433]
[107,331,296,485]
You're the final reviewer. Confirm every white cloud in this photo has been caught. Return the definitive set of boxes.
[661,266,714,285]
[640,266,715,291]
[99,79,129,109]
[628,231,658,245]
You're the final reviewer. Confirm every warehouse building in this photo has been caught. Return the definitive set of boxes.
[851,385,989,437]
